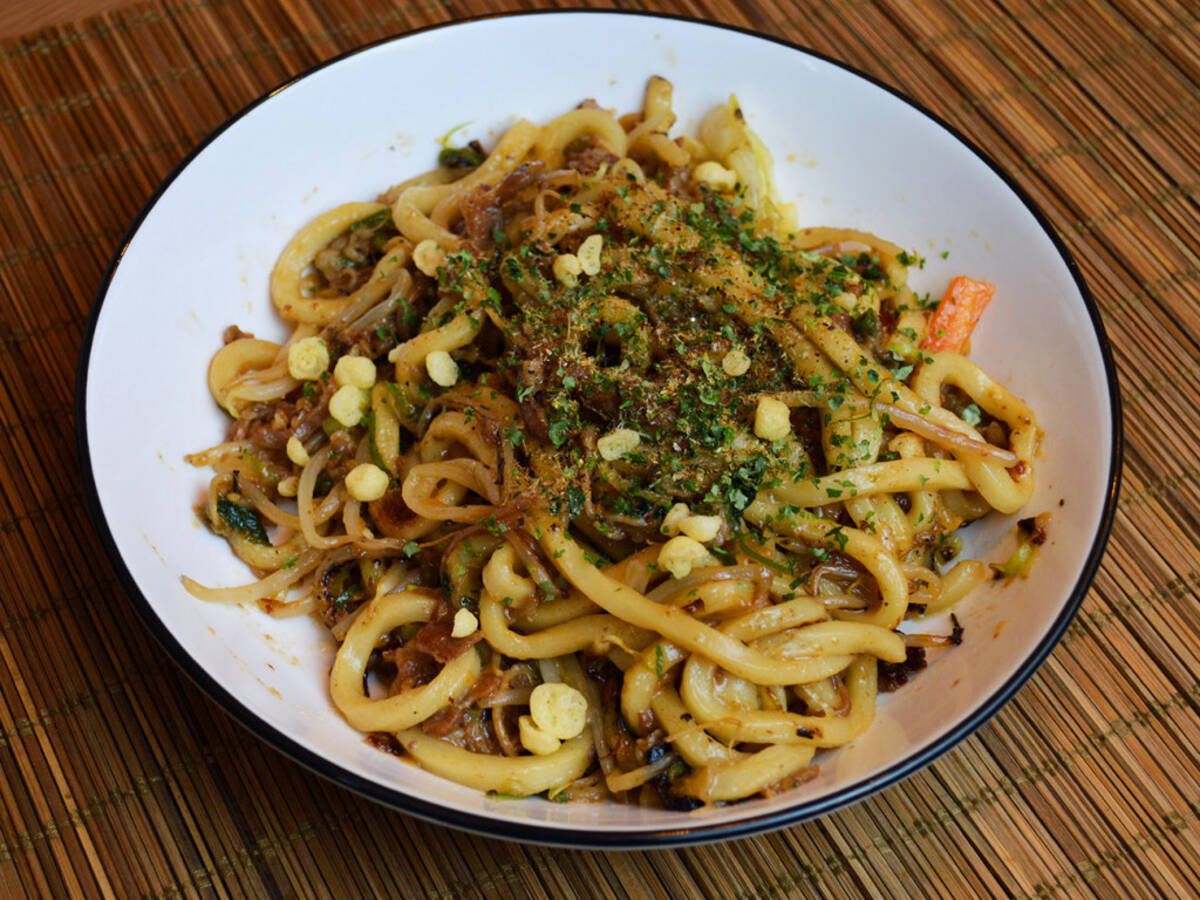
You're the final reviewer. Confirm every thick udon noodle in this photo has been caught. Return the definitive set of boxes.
[186,78,1039,807]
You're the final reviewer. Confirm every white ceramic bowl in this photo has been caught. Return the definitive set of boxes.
[77,10,1120,846]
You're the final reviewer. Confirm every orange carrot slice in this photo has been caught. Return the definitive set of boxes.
[920,276,996,353]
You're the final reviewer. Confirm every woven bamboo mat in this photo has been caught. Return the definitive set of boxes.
[0,0,1197,896]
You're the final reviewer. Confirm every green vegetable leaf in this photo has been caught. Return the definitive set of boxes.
[991,517,1046,580]
[217,497,269,545]
[364,411,389,472]
[436,123,484,168]
[326,565,361,609]
[382,381,416,420]
[439,144,485,168]
[349,209,390,231]
[735,536,793,576]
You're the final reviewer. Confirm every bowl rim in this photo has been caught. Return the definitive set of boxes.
[74,7,1123,849]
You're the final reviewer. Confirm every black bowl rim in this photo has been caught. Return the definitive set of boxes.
[75,7,1123,850]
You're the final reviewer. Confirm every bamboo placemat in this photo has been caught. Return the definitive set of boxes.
[0,0,1197,896]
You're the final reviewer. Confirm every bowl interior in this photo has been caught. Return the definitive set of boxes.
[82,12,1115,842]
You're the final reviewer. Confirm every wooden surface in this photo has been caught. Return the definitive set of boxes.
[2,0,1200,897]
[0,0,134,38]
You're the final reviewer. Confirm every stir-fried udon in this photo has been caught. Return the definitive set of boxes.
[185,78,1041,807]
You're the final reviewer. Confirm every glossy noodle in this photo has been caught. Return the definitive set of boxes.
[185,78,1041,808]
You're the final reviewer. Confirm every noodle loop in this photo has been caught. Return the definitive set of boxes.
[185,79,1041,808]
